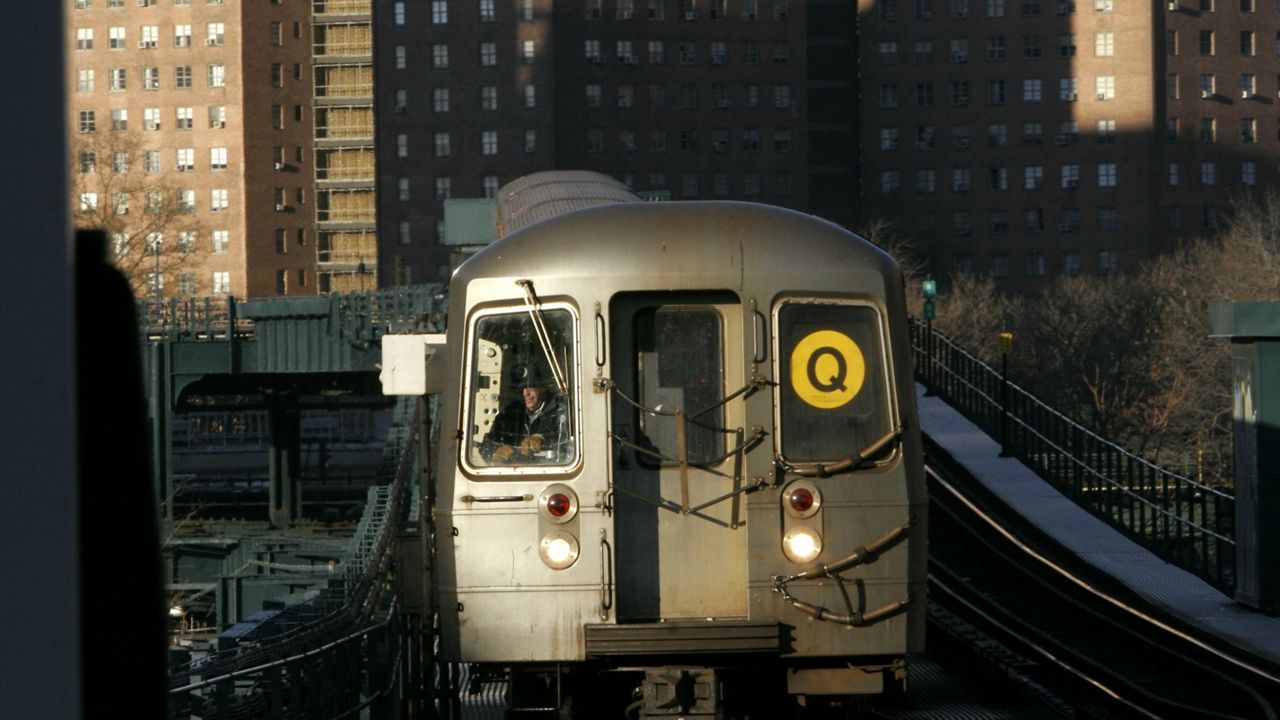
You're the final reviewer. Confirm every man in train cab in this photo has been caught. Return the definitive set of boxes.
[482,371,569,464]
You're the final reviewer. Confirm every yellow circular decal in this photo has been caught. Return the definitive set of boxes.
[790,330,865,409]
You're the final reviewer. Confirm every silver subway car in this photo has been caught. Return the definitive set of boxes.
[394,173,926,717]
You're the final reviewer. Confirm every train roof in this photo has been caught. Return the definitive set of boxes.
[497,171,642,237]
[457,196,899,297]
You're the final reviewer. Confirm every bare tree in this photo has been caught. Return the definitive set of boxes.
[71,133,206,300]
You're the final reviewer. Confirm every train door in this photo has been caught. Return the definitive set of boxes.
[609,292,748,621]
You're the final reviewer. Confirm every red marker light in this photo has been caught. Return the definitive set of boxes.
[547,493,572,518]
[789,488,815,513]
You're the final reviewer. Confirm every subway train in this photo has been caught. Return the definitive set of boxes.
[382,172,926,718]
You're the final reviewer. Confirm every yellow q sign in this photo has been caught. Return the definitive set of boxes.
[790,330,865,409]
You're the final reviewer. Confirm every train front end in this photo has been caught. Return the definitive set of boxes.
[386,198,926,715]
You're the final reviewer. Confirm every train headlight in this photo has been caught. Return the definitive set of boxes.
[539,531,580,570]
[783,526,823,564]
[538,484,578,524]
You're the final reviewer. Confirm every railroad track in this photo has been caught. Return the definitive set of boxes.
[924,445,1280,720]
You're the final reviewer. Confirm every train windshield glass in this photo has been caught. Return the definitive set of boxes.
[465,308,576,470]
[635,307,725,466]
[777,302,893,463]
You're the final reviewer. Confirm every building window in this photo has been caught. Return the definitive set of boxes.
[432,0,448,24]
[1243,161,1257,185]
[988,123,1008,147]
[208,106,225,128]
[76,69,94,93]
[78,110,95,133]
[916,126,936,149]
[480,42,497,66]
[1094,32,1114,56]
[880,128,899,151]
[523,40,535,63]
[1199,74,1215,97]
[680,41,696,64]
[144,150,160,173]
[212,272,230,295]
[1024,252,1045,276]
[1169,162,1181,186]
[395,46,407,69]
[915,170,936,193]
[434,177,452,200]
[210,188,228,212]
[481,130,498,155]
[206,22,224,46]
[953,212,972,236]
[952,168,971,192]
[1097,163,1116,187]
[878,84,898,108]
[1022,78,1042,102]
[433,132,451,157]
[1098,251,1118,275]
[1024,165,1044,189]
[1059,208,1081,233]
[211,230,229,254]
[175,66,192,88]
[208,64,225,88]
[483,175,500,198]
[144,107,161,131]
[1201,161,1216,185]
[915,82,934,107]
[1242,74,1257,97]
[1095,76,1115,101]
[110,109,127,131]
[1200,30,1214,55]
[1025,209,1045,232]
[774,128,792,152]
[952,126,971,149]
[210,147,227,170]
[1060,164,1080,188]
[109,67,126,91]
[481,86,497,110]
[433,44,449,68]
[480,0,496,20]
[1201,117,1217,142]
[76,28,93,51]
[649,40,665,64]
[989,167,1008,190]
[988,79,1006,104]
[1241,31,1256,56]
[109,27,125,50]
[1022,34,1041,59]
[1096,119,1116,143]
[1242,117,1257,143]
[987,35,1006,60]
[773,86,792,108]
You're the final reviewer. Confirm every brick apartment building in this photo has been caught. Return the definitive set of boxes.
[857,0,1280,287]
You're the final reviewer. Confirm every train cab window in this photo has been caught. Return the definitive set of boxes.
[635,307,724,465]
[776,301,894,463]
[465,307,577,471]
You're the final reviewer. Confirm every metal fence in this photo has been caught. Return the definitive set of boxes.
[167,396,420,719]
[140,284,446,342]
[909,318,1236,593]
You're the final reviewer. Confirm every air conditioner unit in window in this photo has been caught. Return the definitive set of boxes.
[1096,93,1109,101]
[1167,0,1177,8]
[211,120,224,128]
[1201,89,1213,98]
[1242,90,1252,98]
[205,38,218,46]
[274,161,285,170]
[275,203,287,211]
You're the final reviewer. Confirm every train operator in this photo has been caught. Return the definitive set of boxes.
[482,374,569,464]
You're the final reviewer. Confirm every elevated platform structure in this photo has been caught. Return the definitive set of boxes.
[144,286,444,528]
[918,384,1280,672]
